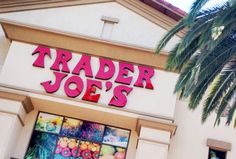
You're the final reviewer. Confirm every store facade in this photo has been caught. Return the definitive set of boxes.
[0,0,235,159]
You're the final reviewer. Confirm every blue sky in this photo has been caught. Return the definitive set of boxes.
[165,0,227,12]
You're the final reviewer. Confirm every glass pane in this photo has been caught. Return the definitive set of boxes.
[99,145,126,159]
[60,117,83,138]
[27,112,130,159]
[77,141,101,159]
[35,112,63,134]
[103,126,130,148]
[54,137,80,159]
[25,131,58,159]
[208,149,226,159]
[80,121,105,142]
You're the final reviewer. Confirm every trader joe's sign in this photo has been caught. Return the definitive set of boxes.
[32,46,155,108]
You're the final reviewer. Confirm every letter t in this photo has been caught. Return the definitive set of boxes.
[32,46,51,68]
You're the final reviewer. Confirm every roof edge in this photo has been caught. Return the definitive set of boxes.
[0,18,171,70]
[141,0,186,21]
[0,0,185,37]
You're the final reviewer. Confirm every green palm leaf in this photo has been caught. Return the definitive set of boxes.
[183,38,236,98]
[226,99,236,127]
[215,79,236,125]
[188,0,210,23]
[202,69,236,122]
[156,19,186,54]
[156,0,236,125]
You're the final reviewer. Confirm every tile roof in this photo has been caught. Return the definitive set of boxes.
[140,0,187,21]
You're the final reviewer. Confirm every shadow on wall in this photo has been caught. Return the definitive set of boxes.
[0,26,10,71]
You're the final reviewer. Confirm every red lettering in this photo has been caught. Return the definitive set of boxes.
[50,49,72,73]
[32,46,51,68]
[72,54,93,77]
[109,85,133,107]
[95,58,115,80]
[134,66,154,89]
[64,75,84,98]
[41,72,67,93]
[82,79,102,102]
[32,45,157,108]
[115,62,134,85]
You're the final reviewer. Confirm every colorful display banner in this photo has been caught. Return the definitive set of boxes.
[25,112,130,159]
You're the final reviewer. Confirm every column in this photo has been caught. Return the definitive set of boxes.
[135,119,176,159]
[0,91,33,159]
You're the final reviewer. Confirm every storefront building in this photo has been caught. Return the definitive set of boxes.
[0,0,235,159]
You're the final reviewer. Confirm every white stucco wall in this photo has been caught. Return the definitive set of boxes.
[0,99,25,159]
[0,2,180,51]
[0,41,178,119]
[0,2,180,76]
[0,1,235,159]
[168,100,236,159]
[0,112,15,158]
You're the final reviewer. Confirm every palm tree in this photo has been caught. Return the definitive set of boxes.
[156,0,236,126]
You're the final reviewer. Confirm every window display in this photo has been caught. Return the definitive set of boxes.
[208,149,226,159]
[25,131,58,159]
[102,126,130,148]
[60,118,83,138]
[25,112,130,159]
[99,145,126,159]
[35,112,63,134]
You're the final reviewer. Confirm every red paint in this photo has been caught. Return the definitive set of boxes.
[134,66,155,89]
[72,54,93,78]
[41,72,67,93]
[82,79,102,102]
[50,49,72,73]
[105,81,113,92]
[64,75,84,98]
[95,58,115,80]
[32,46,51,68]
[115,62,134,85]
[109,85,133,107]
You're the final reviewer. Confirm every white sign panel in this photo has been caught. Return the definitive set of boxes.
[0,41,178,118]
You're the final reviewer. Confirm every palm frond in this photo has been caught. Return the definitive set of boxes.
[188,72,218,109]
[156,19,186,54]
[214,80,236,125]
[176,5,225,55]
[188,0,211,23]
[202,58,236,123]
[187,42,236,109]
[226,99,236,127]
[166,37,199,71]
[155,0,236,125]
[174,53,199,93]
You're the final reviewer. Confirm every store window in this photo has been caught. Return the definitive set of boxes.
[208,149,227,159]
[207,138,231,159]
[25,112,130,159]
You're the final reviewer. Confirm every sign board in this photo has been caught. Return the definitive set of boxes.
[0,41,178,118]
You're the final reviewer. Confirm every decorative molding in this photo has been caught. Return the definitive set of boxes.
[0,19,170,70]
[0,0,113,13]
[0,84,175,125]
[0,110,24,126]
[116,0,185,37]
[207,138,231,151]
[0,91,33,113]
[101,16,119,23]
[0,0,185,37]
[136,119,177,137]
[138,137,170,146]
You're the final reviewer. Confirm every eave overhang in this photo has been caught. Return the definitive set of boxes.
[1,19,169,70]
